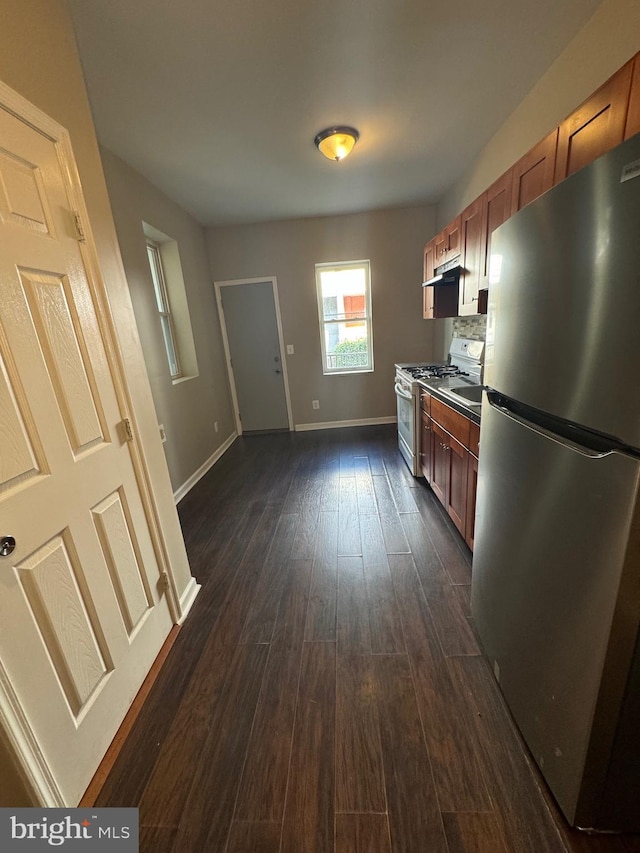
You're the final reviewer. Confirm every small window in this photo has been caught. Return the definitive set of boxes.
[146,240,181,378]
[315,260,373,374]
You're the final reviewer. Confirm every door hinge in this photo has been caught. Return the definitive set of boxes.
[73,211,86,243]
[121,418,134,442]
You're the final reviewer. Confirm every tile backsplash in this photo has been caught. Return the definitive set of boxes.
[452,315,487,341]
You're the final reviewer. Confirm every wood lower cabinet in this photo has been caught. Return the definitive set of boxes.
[555,61,633,183]
[423,397,478,545]
[420,392,433,483]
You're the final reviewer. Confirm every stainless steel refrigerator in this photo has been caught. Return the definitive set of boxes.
[471,133,640,831]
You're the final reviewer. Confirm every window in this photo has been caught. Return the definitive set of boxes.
[315,260,373,374]
[146,240,181,378]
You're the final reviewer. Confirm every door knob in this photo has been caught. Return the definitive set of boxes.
[0,536,16,557]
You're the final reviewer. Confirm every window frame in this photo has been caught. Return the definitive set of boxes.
[146,239,182,379]
[315,259,374,375]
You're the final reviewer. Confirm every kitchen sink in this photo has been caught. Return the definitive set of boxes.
[446,384,484,406]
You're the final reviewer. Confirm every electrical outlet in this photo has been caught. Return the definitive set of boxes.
[312,400,320,410]
[159,424,167,443]
[286,344,294,355]
[214,421,219,433]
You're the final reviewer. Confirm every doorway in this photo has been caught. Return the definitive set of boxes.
[215,278,292,433]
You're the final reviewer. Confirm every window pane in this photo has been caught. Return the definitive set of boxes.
[323,320,370,371]
[160,315,180,377]
[147,244,167,312]
[319,267,367,321]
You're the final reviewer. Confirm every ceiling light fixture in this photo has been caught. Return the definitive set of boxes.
[314,126,360,162]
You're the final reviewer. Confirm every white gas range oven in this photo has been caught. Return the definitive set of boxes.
[394,338,484,475]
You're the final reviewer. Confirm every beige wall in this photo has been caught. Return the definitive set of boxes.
[437,0,640,227]
[207,206,439,427]
[0,0,197,801]
[100,149,235,491]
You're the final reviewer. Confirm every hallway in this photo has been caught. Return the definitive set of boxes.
[94,425,639,852]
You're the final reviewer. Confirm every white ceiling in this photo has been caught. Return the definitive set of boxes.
[67,0,602,226]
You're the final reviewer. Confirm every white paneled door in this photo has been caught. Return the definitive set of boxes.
[0,90,173,805]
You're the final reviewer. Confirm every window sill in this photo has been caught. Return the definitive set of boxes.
[171,373,199,386]
[323,367,374,377]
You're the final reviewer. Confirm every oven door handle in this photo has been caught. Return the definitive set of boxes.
[394,382,413,401]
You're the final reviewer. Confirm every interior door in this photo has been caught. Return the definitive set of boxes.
[0,95,173,805]
[219,281,289,432]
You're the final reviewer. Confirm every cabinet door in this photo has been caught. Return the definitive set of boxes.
[555,61,633,183]
[459,194,487,316]
[431,422,449,505]
[511,129,558,214]
[434,231,447,268]
[423,239,437,281]
[625,53,640,140]
[420,411,433,484]
[423,284,458,319]
[482,169,513,286]
[465,452,478,550]
[444,215,462,259]
[446,434,468,536]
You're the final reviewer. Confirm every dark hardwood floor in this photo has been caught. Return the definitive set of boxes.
[96,425,640,852]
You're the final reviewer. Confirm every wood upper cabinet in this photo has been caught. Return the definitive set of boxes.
[481,169,513,287]
[511,129,558,214]
[434,215,462,267]
[423,238,437,282]
[555,61,634,183]
[625,53,640,140]
[423,283,458,319]
[459,194,487,316]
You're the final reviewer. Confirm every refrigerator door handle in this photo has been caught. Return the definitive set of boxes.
[485,390,629,459]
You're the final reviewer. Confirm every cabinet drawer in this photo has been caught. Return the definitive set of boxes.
[420,389,431,414]
[469,421,480,457]
[431,397,471,448]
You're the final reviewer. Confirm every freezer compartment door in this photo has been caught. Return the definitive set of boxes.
[471,399,640,826]
[484,133,640,448]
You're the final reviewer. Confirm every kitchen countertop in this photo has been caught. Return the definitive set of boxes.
[417,377,483,425]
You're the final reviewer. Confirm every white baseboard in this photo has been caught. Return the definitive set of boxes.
[177,577,201,624]
[173,431,237,503]
[295,416,396,432]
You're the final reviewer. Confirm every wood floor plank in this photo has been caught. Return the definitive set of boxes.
[372,475,411,555]
[339,476,362,556]
[337,556,371,655]
[139,825,177,853]
[401,512,479,656]
[290,503,320,560]
[442,812,510,853]
[388,553,492,813]
[413,484,472,584]
[240,512,299,644]
[170,643,269,852]
[234,559,311,822]
[136,644,235,827]
[447,654,567,853]
[305,511,339,641]
[354,455,377,515]
[380,450,419,514]
[360,515,405,654]
[226,822,281,853]
[208,504,283,647]
[336,653,386,813]
[280,642,336,853]
[336,814,391,853]
[373,654,448,853]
